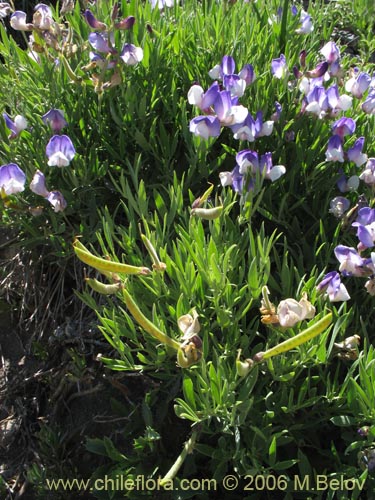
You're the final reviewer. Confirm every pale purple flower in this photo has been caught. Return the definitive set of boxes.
[3,113,28,139]
[238,64,255,86]
[0,163,26,195]
[84,9,107,31]
[120,43,143,65]
[303,86,328,117]
[270,101,282,121]
[223,74,246,98]
[235,150,285,181]
[352,207,375,249]
[365,278,375,296]
[271,54,288,79]
[336,171,359,192]
[362,90,375,114]
[46,135,76,167]
[305,61,328,78]
[295,10,314,34]
[188,82,220,111]
[320,41,340,64]
[329,196,350,217]
[42,109,68,133]
[316,271,350,302]
[277,295,315,327]
[46,191,67,212]
[33,3,53,30]
[291,5,298,16]
[0,3,11,18]
[345,71,371,99]
[326,84,352,113]
[10,11,32,30]
[213,90,248,126]
[359,158,375,185]
[331,117,356,138]
[334,245,370,277]
[189,116,221,139]
[347,137,367,167]
[230,110,273,141]
[88,32,114,54]
[30,170,50,198]
[325,135,344,162]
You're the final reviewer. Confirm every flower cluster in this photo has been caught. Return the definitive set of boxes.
[0,109,75,213]
[7,3,143,94]
[317,205,375,301]
[188,55,274,141]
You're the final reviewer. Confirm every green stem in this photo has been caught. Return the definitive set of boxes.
[160,430,199,486]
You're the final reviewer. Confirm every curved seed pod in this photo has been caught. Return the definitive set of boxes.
[192,183,214,209]
[122,288,180,351]
[190,206,223,220]
[85,278,122,295]
[260,312,333,361]
[73,241,151,275]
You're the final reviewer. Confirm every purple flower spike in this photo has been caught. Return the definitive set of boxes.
[347,137,367,167]
[189,115,221,140]
[0,163,26,195]
[271,54,287,79]
[316,271,350,302]
[30,170,50,198]
[115,16,136,30]
[47,191,67,212]
[331,117,356,138]
[325,135,344,162]
[120,43,143,65]
[46,135,76,167]
[84,10,107,31]
[42,109,68,133]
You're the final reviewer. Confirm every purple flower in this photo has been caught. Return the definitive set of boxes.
[10,11,33,31]
[189,116,221,140]
[84,9,107,31]
[320,41,340,64]
[347,137,367,167]
[46,191,67,212]
[3,113,28,139]
[336,170,359,192]
[331,117,356,138]
[0,3,11,18]
[0,163,26,195]
[296,10,314,34]
[30,170,50,198]
[120,43,143,65]
[345,71,371,99]
[303,85,328,117]
[42,109,68,133]
[271,54,288,79]
[334,245,371,277]
[88,32,114,54]
[352,207,375,249]
[33,3,53,30]
[223,74,246,98]
[325,135,344,162]
[362,90,375,114]
[187,82,220,111]
[46,135,76,167]
[238,64,255,86]
[316,271,350,302]
[214,91,248,126]
[329,196,350,217]
[305,61,328,78]
[270,101,282,121]
[359,158,375,185]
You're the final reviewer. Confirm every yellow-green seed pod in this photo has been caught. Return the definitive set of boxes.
[73,240,152,275]
[260,312,332,360]
[85,278,123,295]
[190,206,223,220]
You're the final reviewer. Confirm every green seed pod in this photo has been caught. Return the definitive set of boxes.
[190,206,223,220]
[261,312,332,360]
[85,278,122,295]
